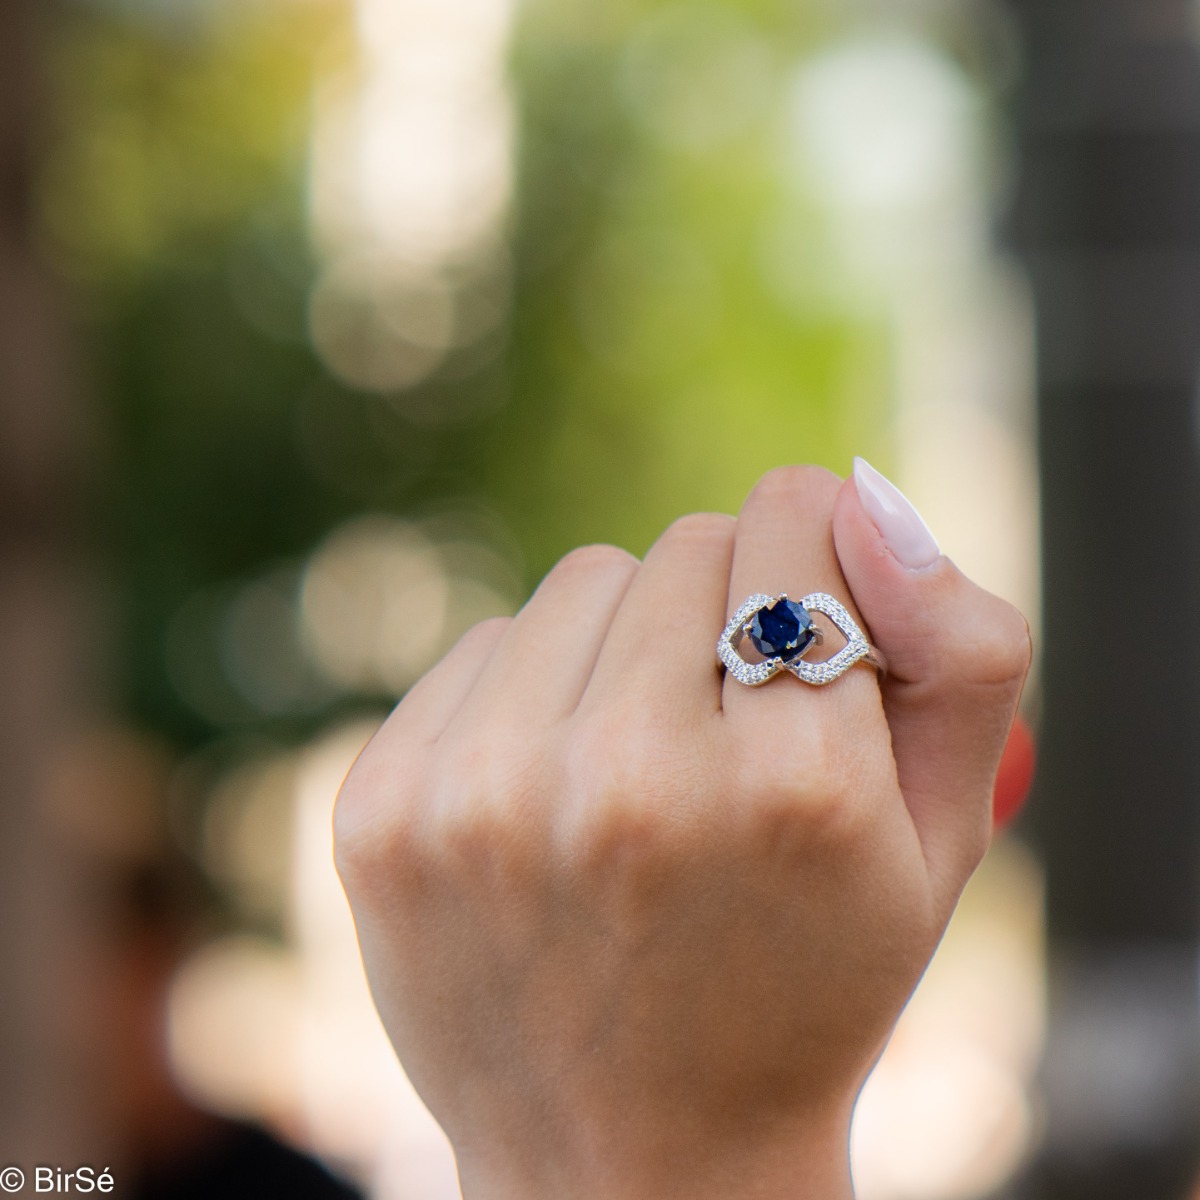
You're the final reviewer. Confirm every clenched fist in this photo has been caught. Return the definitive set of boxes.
[335,462,1031,1200]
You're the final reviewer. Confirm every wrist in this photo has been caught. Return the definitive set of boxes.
[454,1106,856,1200]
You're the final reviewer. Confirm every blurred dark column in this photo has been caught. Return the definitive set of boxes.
[0,0,99,1166]
[1003,1,1200,1196]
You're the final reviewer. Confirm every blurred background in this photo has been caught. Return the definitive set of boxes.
[3,0,1198,1196]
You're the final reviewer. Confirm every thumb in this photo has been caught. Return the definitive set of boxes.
[832,458,1032,906]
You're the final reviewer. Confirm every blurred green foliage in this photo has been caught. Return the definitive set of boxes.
[502,0,891,563]
[40,0,891,751]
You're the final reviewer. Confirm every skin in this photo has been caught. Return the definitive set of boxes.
[334,465,1032,1200]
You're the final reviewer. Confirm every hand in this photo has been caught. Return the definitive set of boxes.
[334,464,1031,1200]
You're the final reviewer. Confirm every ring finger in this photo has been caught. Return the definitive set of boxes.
[721,466,882,728]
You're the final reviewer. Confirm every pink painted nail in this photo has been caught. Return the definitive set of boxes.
[852,457,940,570]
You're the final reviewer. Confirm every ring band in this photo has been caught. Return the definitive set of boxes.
[718,592,885,686]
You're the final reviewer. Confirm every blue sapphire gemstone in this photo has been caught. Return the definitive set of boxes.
[749,598,815,662]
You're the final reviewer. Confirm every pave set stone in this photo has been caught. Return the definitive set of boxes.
[718,592,872,687]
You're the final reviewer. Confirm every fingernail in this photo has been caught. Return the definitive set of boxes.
[852,456,940,569]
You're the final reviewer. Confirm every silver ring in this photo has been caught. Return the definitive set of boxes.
[718,592,885,687]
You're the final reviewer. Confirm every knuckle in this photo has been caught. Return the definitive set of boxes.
[429,793,515,869]
[562,714,694,867]
[568,785,691,889]
[428,736,544,861]
[331,801,364,888]
[550,542,639,584]
[965,598,1033,688]
[571,788,665,871]
[962,814,993,875]
[733,735,860,847]
[769,786,855,848]
[656,511,735,554]
[937,801,993,893]
[333,751,425,894]
[335,728,553,897]
[743,464,841,517]
[331,756,377,874]
[735,718,838,794]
